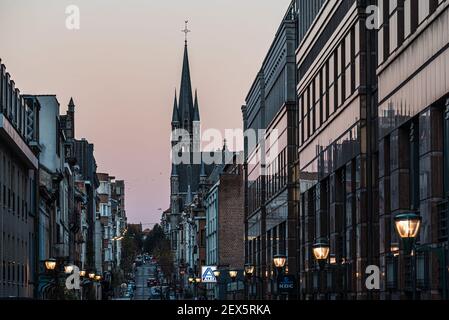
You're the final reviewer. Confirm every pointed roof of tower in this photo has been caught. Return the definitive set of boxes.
[193,89,200,122]
[171,90,179,123]
[68,97,75,111]
[179,43,194,125]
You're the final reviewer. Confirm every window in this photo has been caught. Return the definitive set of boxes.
[418,0,438,25]
[386,255,398,289]
[328,53,336,117]
[444,102,449,197]
[410,120,419,210]
[315,74,321,129]
[345,31,352,100]
[100,203,109,216]
[323,63,329,122]
[404,0,419,39]
[337,41,345,108]
[56,117,60,156]
[306,87,311,138]
[200,230,205,247]
[416,252,429,288]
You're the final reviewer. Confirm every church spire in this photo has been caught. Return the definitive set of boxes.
[179,23,194,130]
[193,89,200,122]
[171,90,179,124]
[68,97,75,112]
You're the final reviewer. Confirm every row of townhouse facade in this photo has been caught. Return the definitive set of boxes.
[242,0,449,300]
[0,59,126,299]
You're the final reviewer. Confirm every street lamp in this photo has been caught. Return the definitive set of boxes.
[228,270,239,300]
[95,275,102,282]
[80,270,86,278]
[213,270,221,278]
[44,258,57,271]
[88,272,96,280]
[313,240,330,263]
[273,255,287,300]
[244,264,254,277]
[394,212,422,300]
[244,264,254,300]
[312,239,330,299]
[64,265,74,274]
[229,270,238,282]
[394,213,422,240]
[273,255,287,272]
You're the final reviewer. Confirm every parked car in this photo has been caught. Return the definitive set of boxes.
[148,287,162,300]
[147,277,157,287]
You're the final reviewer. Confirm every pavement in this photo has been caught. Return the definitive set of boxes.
[133,263,156,300]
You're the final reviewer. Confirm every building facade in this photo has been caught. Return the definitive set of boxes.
[377,0,449,300]
[242,1,299,300]
[96,172,126,296]
[0,55,123,299]
[0,61,39,298]
[204,156,245,299]
[295,0,378,300]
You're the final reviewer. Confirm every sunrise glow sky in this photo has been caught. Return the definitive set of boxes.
[0,0,292,225]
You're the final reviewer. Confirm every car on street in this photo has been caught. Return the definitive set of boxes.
[147,277,157,287]
[148,287,162,300]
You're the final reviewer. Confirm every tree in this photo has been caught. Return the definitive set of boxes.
[143,224,174,279]
[154,238,174,280]
[143,224,165,254]
[121,224,143,276]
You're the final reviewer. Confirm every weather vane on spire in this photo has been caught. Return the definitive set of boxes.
[182,20,191,44]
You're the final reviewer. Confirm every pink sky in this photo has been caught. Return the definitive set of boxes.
[0,0,292,225]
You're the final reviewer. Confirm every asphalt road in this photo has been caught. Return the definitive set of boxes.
[134,264,156,300]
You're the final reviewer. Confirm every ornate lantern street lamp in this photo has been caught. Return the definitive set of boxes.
[64,265,74,274]
[394,213,422,242]
[44,258,57,271]
[244,264,254,277]
[228,270,238,282]
[273,255,287,273]
[394,212,422,300]
[313,240,330,270]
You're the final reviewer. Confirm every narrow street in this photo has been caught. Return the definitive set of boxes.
[133,264,156,300]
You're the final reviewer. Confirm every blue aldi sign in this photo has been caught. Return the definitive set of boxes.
[278,275,296,294]
[201,266,217,283]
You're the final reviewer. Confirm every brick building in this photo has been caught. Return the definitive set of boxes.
[205,155,245,299]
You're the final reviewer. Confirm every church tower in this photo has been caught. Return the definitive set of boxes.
[170,23,201,171]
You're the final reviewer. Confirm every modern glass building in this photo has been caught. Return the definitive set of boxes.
[295,0,378,300]
[243,1,299,300]
[377,0,449,300]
